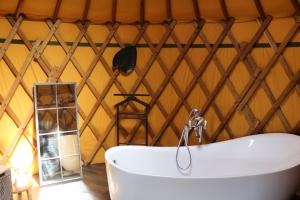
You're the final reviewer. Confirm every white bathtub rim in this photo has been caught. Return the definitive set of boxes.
[105,133,300,180]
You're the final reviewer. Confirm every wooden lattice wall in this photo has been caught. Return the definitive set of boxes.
[0,11,300,174]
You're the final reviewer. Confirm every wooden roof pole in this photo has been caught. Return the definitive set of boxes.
[291,0,300,16]
[112,0,117,24]
[219,0,229,20]
[140,0,145,24]
[192,0,201,20]
[53,0,62,21]
[254,0,266,20]
[82,0,91,21]
[166,0,172,21]
[14,0,24,18]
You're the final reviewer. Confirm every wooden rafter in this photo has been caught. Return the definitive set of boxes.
[192,0,201,20]
[254,0,266,19]
[82,0,92,21]
[112,0,117,24]
[140,0,145,23]
[14,0,24,18]
[53,0,63,21]
[219,0,229,20]
[291,0,300,16]
[166,0,172,21]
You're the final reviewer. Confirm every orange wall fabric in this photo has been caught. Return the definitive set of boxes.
[0,16,299,176]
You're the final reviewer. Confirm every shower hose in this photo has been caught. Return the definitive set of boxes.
[176,109,205,171]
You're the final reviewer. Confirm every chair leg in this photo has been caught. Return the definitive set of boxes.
[17,192,22,200]
[26,189,31,200]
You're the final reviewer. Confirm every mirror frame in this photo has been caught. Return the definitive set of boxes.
[34,82,82,185]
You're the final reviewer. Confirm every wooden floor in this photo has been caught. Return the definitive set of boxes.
[13,163,300,200]
[14,164,110,200]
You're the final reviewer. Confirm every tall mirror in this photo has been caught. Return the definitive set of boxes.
[34,83,82,185]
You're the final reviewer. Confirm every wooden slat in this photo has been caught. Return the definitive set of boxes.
[125,20,206,144]
[46,20,111,151]
[0,16,23,61]
[239,21,300,110]
[0,40,42,164]
[50,22,89,80]
[201,16,271,117]
[209,16,293,141]
[0,40,41,120]
[240,15,272,59]
[151,19,234,145]
[250,70,300,134]
[6,16,55,76]
[76,23,153,164]
[257,18,300,94]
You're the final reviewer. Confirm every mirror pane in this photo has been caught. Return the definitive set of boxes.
[59,132,79,156]
[57,84,75,108]
[38,110,58,133]
[37,85,56,109]
[58,108,77,131]
[40,134,59,158]
[41,158,61,182]
[61,156,81,178]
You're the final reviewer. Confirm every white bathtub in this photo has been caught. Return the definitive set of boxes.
[105,133,300,200]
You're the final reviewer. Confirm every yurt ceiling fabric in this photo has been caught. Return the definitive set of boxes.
[0,0,299,24]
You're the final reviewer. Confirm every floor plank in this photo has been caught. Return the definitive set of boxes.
[13,164,110,200]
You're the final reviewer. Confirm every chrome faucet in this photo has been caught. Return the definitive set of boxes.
[176,109,207,171]
[187,109,207,143]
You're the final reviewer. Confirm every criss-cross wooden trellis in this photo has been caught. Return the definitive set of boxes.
[0,0,300,172]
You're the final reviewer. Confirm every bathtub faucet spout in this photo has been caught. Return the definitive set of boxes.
[187,109,207,144]
[176,109,207,171]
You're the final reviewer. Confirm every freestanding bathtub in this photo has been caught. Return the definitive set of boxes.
[105,133,300,200]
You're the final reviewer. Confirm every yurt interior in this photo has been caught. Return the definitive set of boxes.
[0,0,300,199]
